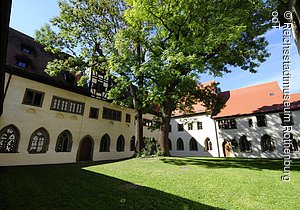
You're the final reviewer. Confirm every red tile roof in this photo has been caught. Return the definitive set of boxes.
[290,93,300,110]
[172,80,215,117]
[213,81,284,118]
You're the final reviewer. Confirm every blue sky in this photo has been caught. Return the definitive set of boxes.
[9,0,300,93]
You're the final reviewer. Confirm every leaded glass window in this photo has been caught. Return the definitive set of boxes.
[0,125,20,153]
[56,130,72,152]
[28,128,49,154]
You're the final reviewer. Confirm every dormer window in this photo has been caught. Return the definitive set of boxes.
[17,61,28,68]
[21,47,31,54]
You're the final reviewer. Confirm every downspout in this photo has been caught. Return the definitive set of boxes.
[214,119,220,157]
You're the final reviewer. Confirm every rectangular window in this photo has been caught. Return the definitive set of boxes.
[177,123,184,132]
[21,47,31,54]
[197,122,203,130]
[17,61,28,68]
[188,123,193,130]
[102,107,121,121]
[51,96,84,115]
[22,89,44,107]
[217,119,237,129]
[169,124,172,133]
[279,113,294,126]
[126,114,131,123]
[256,115,267,127]
[143,119,153,127]
[89,107,99,119]
[248,119,253,127]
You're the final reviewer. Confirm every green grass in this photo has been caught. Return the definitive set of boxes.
[1,157,300,209]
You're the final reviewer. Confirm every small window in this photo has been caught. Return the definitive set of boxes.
[217,119,237,129]
[279,113,294,126]
[169,124,172,133]
[22,89,44,107]
[177,138,184,150]
[89,107,99,119]
[248,119,253,127]
[256,115,267,127]
[116,135,125,152]
[103,107,121,121]
[126,114,131,123]
[197,122,203,130]
[143,119,153,127]
[261,134,275,152]
[204,138,212,151]
[177,123,184,132]
[239,135,252,152]
[189,138,198,151]
[17,61,28,68]
[188,123,193,130]
[21,47,31,54]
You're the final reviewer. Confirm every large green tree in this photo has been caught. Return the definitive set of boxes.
[35,0,148,153]
[125,0,275,155]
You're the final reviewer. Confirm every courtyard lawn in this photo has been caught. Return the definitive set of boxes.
[1,157,300,210]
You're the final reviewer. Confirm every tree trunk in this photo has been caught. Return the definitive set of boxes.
[159,104,173,156]
[135,108,143,153]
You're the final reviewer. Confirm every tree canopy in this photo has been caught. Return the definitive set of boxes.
[36,0,276,155]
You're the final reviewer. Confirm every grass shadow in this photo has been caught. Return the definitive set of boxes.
[160,157,300,171]
[0,161,223,210]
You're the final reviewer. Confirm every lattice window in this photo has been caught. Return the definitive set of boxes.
[0,125,20,153]
[28,128,49,154]
[56,130,72,152]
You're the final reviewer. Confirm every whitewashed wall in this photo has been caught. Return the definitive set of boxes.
[0,73,136,166]
[216,111,300,158]
[169,114,219,157]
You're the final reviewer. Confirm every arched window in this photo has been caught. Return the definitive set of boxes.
[130,136,135,151]
[168,139,172,151]
[55,130,72,152]
[290,133,299,152]
[239,135,251,152]
[0,124,20,153]
[261,134,275,152]
[116,135,125,152]
[177,138,184,151]
[28,128,49,154]
[204,138,212,151]
[100,134,110,152]
[189,138,198,151]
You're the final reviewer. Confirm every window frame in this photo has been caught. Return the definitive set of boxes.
[188,123,193,130]
[100,134,110,152]
[0,124,20,153]
[22,88,45,107]
[27,128,49,154]
[256,115,267,127]
[50,96,85,115]
[102,107,122,121]
[126,114,131,123]
[177,123,184,132]
[116,135,125,152]
[189,138,198,151]
[197,122,203,130]
[89,107,99,119]
[55,130,72,152]
[176,138,184,151]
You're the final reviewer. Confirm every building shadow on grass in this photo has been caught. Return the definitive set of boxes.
[160,157,300,171]
[0,160,223,210]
